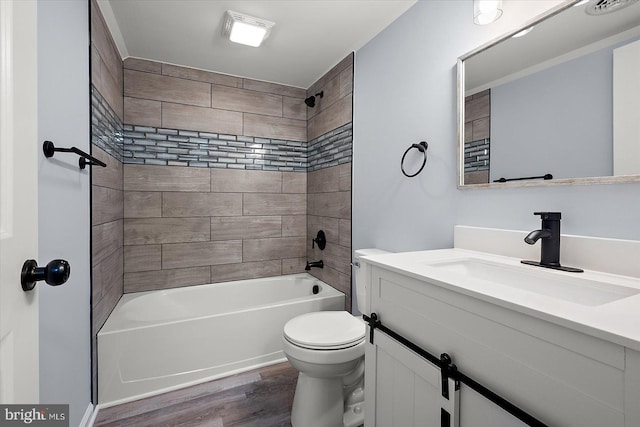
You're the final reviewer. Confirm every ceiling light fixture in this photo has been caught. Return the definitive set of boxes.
[222,10,275,47]
[473,0,503,25]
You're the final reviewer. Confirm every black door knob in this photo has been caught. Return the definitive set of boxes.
[21,259,70,291]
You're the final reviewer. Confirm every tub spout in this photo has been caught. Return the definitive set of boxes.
[305,260,323,270]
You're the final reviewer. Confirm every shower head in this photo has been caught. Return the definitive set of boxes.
[304,91,324,108]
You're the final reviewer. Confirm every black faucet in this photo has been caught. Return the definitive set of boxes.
[305,260,323,271]
[521,212,583,272]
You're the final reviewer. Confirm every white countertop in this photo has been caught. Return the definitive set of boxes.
[363,248,640,352]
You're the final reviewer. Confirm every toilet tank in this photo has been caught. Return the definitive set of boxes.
[354,249,391,315]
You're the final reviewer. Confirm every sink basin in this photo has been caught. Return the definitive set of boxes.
[425,258,640,306]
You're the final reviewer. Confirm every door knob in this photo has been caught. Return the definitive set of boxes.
[21,259,70,291]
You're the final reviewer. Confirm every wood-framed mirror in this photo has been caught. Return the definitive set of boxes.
[457,0,640,188]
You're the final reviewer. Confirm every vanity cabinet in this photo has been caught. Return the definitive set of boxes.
[364,265,640,427]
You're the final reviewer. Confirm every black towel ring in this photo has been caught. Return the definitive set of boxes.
[401,141,428,178]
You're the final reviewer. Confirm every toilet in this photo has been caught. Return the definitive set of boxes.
[282,248,390,427]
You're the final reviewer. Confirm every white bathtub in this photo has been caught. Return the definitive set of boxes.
[97,273,344,407]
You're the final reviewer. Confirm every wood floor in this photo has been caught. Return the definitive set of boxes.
[94,362,298,427]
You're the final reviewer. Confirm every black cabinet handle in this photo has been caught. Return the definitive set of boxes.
[21,259,70,291]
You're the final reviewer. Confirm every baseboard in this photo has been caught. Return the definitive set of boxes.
[79,402,98,427]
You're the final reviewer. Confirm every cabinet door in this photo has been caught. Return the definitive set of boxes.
[365,330,459,427]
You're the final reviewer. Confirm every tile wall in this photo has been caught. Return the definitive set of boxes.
[464,89,491,184]
[90,0,123,401]
[91,1,354,354]
[305,55,354,311]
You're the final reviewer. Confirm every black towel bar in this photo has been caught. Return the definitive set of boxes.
[43,140,106,170]
[494,173,552,183]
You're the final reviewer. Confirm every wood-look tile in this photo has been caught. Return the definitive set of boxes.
[212,85,282,117]
[339,65,354,98]
[211,169,282,193]
[92,147,123,190]
[472,117,490,140]
[339,219,351,248]
[100,59,124,121]
[282,257,307,275]
[124,69,211,107]
[307,96,352,141]
[162,63,242,88]
[162,102,243,135]
[124,245,161,273]
[124,191,162,218]
[92,186,123,225]
[322,243,352,275]
[339,271,352,312]
[307,166,339,194]
[307,53,353,97]
[243,114,306,142]
[124,164,210,192]
[338,163,351,191]
[91,44,102,93]
[464,170,489,185]
[282,172,306,194]
[282,215,306,237]
[124,217,210,245]
[162,241,242,269]
[283,96,306,120]
[211,216,281,241]
[243,237,306,262]
[210,260,282,283]
[464,121,473,143]
[308,191,350,219]
[124,267,211,293]
[162,192,242,217]
[92,219,123,266]
[124,97,161,127]
[243,193,306,216]
[91,1,122,89]
[124,58,161,74]
[93,249,123,331]
[465,93,490,123]
[307,215,339,244]
[242,79,305,99]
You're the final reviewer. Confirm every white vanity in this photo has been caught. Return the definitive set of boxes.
[361,226,640,427]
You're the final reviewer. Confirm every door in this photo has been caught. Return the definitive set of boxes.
[0,0,39,403]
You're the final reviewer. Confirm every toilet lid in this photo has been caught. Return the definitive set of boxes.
[284,311,365,350]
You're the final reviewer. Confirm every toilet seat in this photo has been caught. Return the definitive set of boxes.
[284,311,365,350]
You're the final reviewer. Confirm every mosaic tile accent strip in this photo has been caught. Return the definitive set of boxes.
[91,85,124,161]
[464,138,490,172]
[122,122,353,172]
[307,123,352,172]
[122,126,309,172]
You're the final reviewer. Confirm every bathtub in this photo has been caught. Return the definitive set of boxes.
[97,273,344,407]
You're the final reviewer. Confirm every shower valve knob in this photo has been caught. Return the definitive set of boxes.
[21,259,71,291]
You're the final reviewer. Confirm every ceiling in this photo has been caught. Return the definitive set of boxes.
[98,0,417,89]
[465,0,640,91]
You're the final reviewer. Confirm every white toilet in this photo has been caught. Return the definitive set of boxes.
[282,248,389,427]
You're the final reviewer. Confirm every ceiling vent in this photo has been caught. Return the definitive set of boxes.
[585,0,639,15]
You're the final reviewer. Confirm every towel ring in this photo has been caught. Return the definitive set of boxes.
[401,141,428,178]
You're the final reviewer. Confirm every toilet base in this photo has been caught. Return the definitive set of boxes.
[291,373,345,427]
[290,373,365,427]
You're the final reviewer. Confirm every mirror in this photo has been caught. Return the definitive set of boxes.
[458,0,640,188]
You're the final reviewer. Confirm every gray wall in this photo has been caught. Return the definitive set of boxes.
[38,1,92,425]
[353,0,640,308]
[491,47,612,181]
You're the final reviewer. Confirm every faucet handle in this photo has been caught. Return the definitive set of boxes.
[533,212,561,220]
